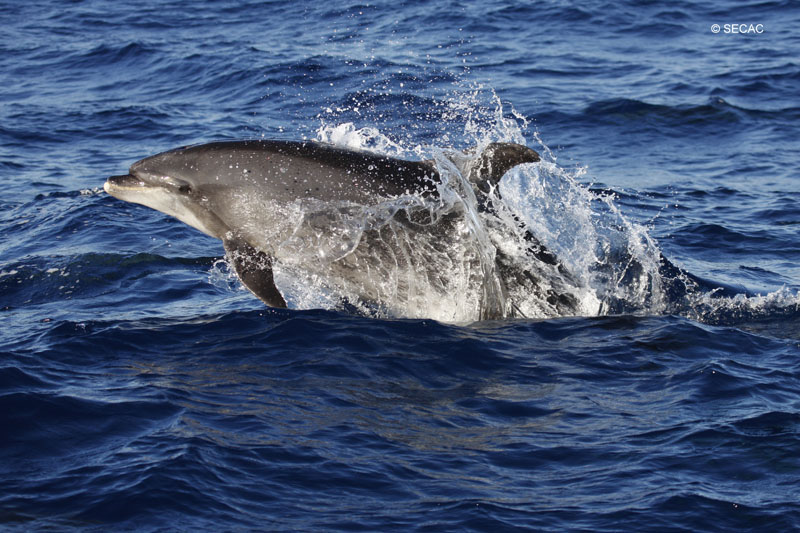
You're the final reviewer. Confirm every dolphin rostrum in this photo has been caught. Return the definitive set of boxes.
[104,140,543,317]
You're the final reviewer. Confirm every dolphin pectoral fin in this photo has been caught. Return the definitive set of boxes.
[223,237,287,308]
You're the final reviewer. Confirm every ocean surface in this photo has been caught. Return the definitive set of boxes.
[2,0,799,531]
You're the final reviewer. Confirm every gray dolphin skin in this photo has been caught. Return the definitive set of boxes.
[104,140,541,315]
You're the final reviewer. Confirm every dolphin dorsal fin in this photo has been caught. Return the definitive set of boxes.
[469,142,540,194]
[223,237,287,308]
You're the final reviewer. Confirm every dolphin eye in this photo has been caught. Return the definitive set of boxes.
[161,176,192,194]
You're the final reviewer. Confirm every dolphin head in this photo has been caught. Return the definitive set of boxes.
[104,146,228,238]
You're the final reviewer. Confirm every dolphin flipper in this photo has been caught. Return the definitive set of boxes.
[223,237,287,308]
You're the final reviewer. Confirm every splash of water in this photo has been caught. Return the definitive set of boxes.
[288,90,664,321]
[241,88,798,325]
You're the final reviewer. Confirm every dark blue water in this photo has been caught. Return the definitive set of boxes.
[2,1,799,531]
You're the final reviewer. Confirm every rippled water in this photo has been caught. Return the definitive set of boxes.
[1,0,799,531]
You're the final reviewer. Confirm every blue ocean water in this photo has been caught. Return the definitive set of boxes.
[1,0,799,530]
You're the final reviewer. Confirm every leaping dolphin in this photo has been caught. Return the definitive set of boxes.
[104,140,548,318]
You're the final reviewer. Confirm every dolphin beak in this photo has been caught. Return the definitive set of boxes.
[104,174,146,195]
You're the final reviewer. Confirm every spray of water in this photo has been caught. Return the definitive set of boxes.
[233,87,797,325]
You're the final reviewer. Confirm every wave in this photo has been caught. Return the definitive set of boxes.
[0,253,220,311]
[585,97,743,126]
[531,97,800,136]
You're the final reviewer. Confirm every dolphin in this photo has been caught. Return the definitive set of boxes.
[104,140,545,317]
